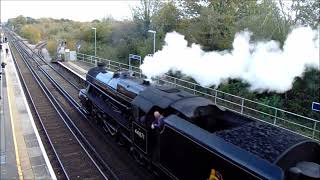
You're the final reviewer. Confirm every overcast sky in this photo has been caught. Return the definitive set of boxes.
[1,1,140,22]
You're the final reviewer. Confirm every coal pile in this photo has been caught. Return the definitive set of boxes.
[215,122,307,162]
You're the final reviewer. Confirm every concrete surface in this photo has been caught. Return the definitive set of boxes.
[1,43,19,180]
[0,41,56,180]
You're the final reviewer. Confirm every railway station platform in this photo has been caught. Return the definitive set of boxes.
[58,60,93,80]
[0,42,56,179]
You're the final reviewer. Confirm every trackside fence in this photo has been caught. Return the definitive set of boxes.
[76,53,320,141]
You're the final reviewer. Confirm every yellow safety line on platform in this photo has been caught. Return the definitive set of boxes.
[6,68,24,180]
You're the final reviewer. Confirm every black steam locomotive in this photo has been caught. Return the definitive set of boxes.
[79,63,320,180]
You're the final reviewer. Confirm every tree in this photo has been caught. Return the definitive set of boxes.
[132,0,162,35]
[285,68,320,120]
[290,0,320,27]
[237,0,290,44]
[188,3,236,50]
[47,39,58,56]
[152,2,181,33]
[20,25,42,44]
[7,15,37,32]
[176,0,206,18]
[6,1,319,120]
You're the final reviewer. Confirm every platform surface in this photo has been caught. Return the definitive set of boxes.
[58,60,93,80]
[1,43,19,180]
[0,42,56,180]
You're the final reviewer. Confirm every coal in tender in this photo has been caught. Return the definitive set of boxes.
[215,122,307,162]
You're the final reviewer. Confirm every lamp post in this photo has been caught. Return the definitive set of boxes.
[148,30,156,54]
[91,27,97,66]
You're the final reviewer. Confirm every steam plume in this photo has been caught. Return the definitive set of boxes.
[140,27,319,92]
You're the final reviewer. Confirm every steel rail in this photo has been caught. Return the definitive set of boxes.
[12,39,109,179]
[9,31,121,180]
[8,39,70,180]
[8,33,109,180]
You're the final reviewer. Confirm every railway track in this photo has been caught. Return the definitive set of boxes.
[7,31,158,180]
[8,33,108,180]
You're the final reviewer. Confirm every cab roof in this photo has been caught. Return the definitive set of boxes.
[131,85,214,118]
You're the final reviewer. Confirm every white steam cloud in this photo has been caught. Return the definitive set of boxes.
[140,27,319,93]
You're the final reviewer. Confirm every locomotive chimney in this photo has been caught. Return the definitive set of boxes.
[142,79,150,85]
[97,62,106,67]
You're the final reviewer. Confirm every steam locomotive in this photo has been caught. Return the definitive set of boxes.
[79,63,320,180]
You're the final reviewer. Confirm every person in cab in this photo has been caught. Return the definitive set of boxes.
[151,111,164,130]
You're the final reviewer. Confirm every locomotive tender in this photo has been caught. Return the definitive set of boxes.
[79,63,320,180]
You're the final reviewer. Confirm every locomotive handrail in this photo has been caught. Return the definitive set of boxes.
[76,52,320,141]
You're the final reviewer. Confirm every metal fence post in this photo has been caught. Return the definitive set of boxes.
[193,84,196,95]
[214,90,218,105]
[274,109,278,125]
[128,56,131,71]
[312,121,317,139]
[240,98,244,114]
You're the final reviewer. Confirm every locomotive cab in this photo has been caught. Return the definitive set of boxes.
[80,65,320,180]
[131,105,166,156]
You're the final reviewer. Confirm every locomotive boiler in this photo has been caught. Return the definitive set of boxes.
[79,63,320,180]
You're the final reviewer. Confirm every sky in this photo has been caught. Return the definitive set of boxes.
[1,1,140,22]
